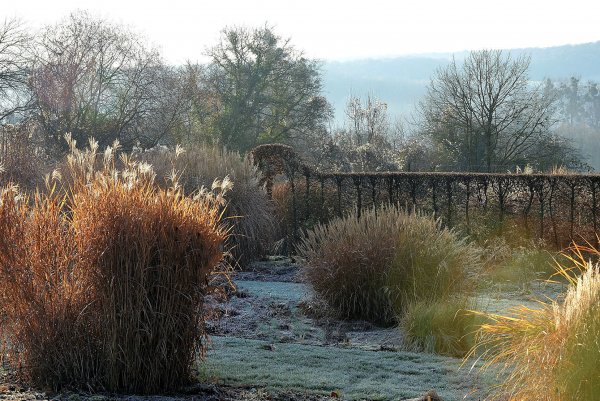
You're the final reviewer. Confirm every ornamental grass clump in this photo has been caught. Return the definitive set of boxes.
[468,242,600,400]
[0,136,227,393]
[387,211,477,314]
[299,206,479,325]
[298,206,400,324]
[402,298,483,357]
[135,144,274,267]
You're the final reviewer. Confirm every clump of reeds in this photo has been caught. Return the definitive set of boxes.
[298,206,400,324]
[135,144,274,267]
[468,241,600,400]
[298,206,479,325]
[387,211,478,314]
[0,135,227,393]
[0,184,98,389]
[0,124,48,190]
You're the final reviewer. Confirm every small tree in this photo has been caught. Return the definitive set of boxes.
[344,94,389,146]
[203,25,331,153]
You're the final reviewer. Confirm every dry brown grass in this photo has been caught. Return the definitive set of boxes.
[298,206,400,324]
[135,144,274,267]
[0,123,48,189]
[270,182,292,250]
[0,136,227,393]
[269,180,340,254]
[298,206,479,325]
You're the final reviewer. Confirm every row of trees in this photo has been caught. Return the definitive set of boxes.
[550,77,600,170]
[325,50,586,173]
[555,76,600,128]
[0,12,331,158]
[0,12,589,173]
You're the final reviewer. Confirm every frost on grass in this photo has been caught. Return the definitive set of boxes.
[204,276,487,400]
[204,336,483,400]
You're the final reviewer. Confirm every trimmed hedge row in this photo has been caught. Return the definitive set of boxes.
[251,144,600,249]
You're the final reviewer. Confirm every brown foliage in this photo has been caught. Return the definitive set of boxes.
[271,178,340,251]
[0,124,48,189]
[0,138,226,392]
[135,144,275,267]
[298,207,479,325]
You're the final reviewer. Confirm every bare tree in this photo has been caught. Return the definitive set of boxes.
[344,94,389,145]
[0,18,32,123]
[419,50,558,172]
[29,12,174,151]
[175,62,223,145]
[138,65,192,147]
[323,94,402,172]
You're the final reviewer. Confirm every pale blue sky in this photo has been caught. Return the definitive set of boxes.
[5,0,600,64]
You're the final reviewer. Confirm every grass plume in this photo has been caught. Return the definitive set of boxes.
[0,135,227,393]
[135,144,274,267]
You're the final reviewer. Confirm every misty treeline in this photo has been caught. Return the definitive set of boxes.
[0,12,330,152]
[0,11,595,185]
[327,52,591,173]
[550,77,600,170]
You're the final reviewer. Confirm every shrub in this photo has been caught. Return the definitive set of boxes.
[135,144,274,267]
[470,243,600,400]
[0,138,227,392]
[298,206,479,325]
[298,206,399,324]
[402,298,483,357]
[386,213,477,314]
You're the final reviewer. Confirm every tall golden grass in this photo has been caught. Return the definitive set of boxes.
[135,144,274,267]
[468,241,600,400]
[0,136,227,393]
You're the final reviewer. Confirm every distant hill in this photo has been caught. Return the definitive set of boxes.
[323,41,600,124]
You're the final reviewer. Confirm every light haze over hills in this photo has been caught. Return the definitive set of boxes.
[323,41,600,124]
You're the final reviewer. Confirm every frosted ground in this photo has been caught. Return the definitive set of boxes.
[0,257,565,401]
[202,257,566,400]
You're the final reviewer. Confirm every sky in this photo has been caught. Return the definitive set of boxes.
[4,0,600,64]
